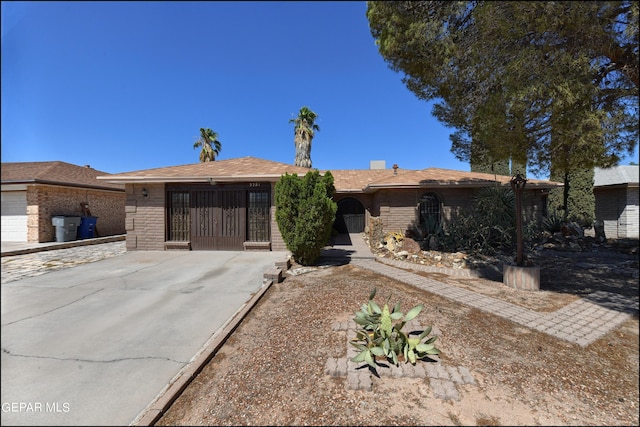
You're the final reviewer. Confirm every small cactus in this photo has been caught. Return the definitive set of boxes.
[350,287,441,368]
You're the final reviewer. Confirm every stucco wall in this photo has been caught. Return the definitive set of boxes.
[27,184,125,243]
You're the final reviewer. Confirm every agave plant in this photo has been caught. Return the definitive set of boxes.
[542,211,565,234]
[350,287,440,368]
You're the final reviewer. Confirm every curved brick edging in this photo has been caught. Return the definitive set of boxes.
[325,320,476,401]
[376,256,489,279]
[1,235,126,257]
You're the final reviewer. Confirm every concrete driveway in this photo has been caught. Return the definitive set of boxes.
[1,250,287,426]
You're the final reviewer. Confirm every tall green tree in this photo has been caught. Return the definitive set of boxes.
[367,1,639,178]
[274,170,336,266]
[289,106,320,168]
[548,167,596,228]
[470,159,510,176]
[193,128,222,162]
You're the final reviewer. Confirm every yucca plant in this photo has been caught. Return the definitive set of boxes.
[350,287,440,368]
[542,211,565,234]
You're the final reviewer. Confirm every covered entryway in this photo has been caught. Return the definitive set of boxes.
[166,183,271,251]
[335,197,365,233]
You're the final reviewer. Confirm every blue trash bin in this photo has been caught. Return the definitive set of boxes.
[78,216,98,239]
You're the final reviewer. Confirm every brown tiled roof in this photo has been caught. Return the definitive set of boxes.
[326,169,404,192]
[364,168,561,191]
[96,156,561,191]
[97,156,314,183]
[1,161,124,191]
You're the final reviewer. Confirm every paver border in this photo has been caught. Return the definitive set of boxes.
[325,320,476,401]
[352,258,638,347]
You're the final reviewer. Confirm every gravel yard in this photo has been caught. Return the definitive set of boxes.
[157,242,639,426]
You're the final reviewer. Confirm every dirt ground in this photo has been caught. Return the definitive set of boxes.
[157,244,638,426]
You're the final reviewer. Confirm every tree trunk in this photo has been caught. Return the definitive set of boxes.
[294,132,312,168]
[562,172,570,216]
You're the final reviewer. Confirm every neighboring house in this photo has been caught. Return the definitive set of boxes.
[593,165,639,239]
[98,156,561,252]
[1,162,126,242]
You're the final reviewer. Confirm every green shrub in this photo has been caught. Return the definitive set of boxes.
[524,219,542,250]
[274,170,337,266]
[350,287,440,368]
[542,210,565,234]
[440,186,516,255]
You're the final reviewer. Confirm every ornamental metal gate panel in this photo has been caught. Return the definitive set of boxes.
[191,188,246,250]
[335,197,365,233]
[217,189,246,250]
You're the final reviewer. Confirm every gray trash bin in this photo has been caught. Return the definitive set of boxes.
[52,216,81,242]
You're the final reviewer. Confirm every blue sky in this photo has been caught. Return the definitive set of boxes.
[2,1,638,176]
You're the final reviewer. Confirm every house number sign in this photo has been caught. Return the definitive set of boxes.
[249,182,262,187]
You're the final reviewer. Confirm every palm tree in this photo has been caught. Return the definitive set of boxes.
[289,106,319,168]
[193,128,222,162]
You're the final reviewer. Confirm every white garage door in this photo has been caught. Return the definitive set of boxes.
[1,191,28,242]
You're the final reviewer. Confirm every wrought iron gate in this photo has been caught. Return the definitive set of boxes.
[191,188,246,250]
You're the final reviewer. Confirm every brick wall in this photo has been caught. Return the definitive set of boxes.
[125,183,166,250]
[125,182,287,252]
[438,190,474,223]
[270,206,286,251]
[270,183,287,251]
[369,187,548,238]
[117,181,555,252]
[27,184,125,243]
[372,188,475,234]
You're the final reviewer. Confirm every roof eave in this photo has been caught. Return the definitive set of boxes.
[335,188,365,193]
[363,184,422,193]
[1,179,124,192]
[594,182,639,189]
[363,181,562,193]
[0,179,37,185]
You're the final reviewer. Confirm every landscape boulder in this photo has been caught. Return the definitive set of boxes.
[401,237,421,254]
